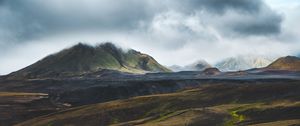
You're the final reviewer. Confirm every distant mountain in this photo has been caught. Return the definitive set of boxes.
[184,60,212,71]
[216,56,274,71]
[169,60,211,72]
[9,42,171,78]
[265,56,300,71]
[168,65,184,72]
[202,67,221,75]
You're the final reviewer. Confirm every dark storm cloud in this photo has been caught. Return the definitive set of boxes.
[176,0,282,36]
[180,0,263,14]
[0,0,160,42]
[0,0,283,44]
[231,15,282,36]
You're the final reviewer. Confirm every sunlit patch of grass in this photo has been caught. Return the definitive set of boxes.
[231,110,245,122]
[224,108,246,126]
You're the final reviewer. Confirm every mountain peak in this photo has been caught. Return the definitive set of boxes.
[266,56,300,71]
[9,42,170,79]
[67,43,94,53]
[169,59,211,72]
[71,42,120,51]
[216,55,274,71]
[202,67,221,75]
[271,56,300,63]
[73,42,90,48]
[186,60,211,71]
[281,56,299,60]
[193,60,211,68]
[98,42,119,51]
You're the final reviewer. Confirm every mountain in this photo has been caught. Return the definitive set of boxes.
[184,60,212,71]
[169,60,211,72]
[265,56,300,71]
[9,42,171,78]
[216,56,274,71]
[202,67,221,75]
[168,65,184,72]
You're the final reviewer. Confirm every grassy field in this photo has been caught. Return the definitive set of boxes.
[0,92,62,126]
[16,82,300,126]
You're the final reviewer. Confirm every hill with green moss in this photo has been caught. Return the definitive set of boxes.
[9,43,171,78]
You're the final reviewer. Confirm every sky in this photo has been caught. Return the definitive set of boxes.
[0,0,300,75]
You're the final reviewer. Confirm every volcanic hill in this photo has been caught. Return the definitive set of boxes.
[9,42,171,78]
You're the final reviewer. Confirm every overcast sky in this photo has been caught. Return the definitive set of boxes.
[0,0,300,75]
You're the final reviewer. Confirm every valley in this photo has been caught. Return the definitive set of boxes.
[1,71,300,125]
[13,80,300,126]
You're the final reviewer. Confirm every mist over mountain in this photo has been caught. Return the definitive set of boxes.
[169,56,278,72]
[169,60,211,72]
[216,55,275,71]
[9,42,171,78]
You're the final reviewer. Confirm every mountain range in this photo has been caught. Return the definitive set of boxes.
[215,56,274,71]
[1,42,300,125]
[169,56,276,72]
[169,60,211,72]
[7,42,300,79]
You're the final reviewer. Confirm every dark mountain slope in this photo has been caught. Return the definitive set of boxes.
[9,42,170,78]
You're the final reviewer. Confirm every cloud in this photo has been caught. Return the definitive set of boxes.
[220,7,282,36]
[180,0,282,36]
[175,0,263,14]
[0,0,283,43]
[0,0,160,42]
